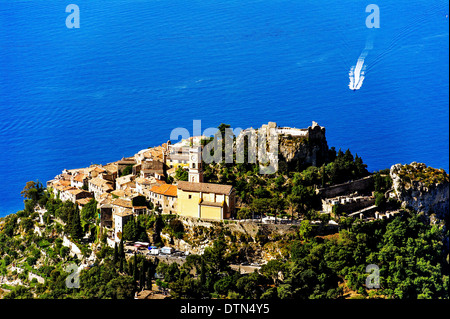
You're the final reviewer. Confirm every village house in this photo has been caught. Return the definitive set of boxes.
[100,204,113,228]
[135,177,153,195]
[134,144,167,166]
[49,180,71,198]
[115,157,137,176]
[149,183,178,214]
[116,174,136,191]
[59,186,78,202]
[111,188,133,199]
[111,197,147,241]
[88,177,114,200]
[165,136,207,170]
[63,188,93,204]
[166,145,190,170]
[71,172,87,189]
[102,163,119,181]
[88,165,106,179]
[113,209,133,242]
[57,169,73,181]
[140,160,165,180]
[112,198,147,216]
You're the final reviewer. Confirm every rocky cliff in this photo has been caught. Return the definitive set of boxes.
[278,122,329,169]
[390,162,449,221]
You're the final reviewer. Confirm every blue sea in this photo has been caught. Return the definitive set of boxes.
[0,0,448,217]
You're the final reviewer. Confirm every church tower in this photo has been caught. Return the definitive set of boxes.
[188,146,203,183]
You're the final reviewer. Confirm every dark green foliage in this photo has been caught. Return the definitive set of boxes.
[144,212,448,300]
[374,192,387,209]
[175,166,189,181]
[21,181,45,202]
[3,285,33,299]
[123,216,149,242]
[324,149,369,186]
[80,260,135,299]
[374,172,393,193]
[81,198,98,222]
[69,207,83,241]
[168,218,185,239]
[120,165,133,177]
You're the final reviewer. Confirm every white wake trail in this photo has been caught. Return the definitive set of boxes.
[349,38,373,90]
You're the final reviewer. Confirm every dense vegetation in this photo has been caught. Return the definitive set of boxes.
[1,182,448,299]
[150,211,449,299]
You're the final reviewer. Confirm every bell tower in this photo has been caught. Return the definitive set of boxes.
[188,146,203,183]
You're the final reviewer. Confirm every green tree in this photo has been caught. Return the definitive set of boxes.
[175,166,189,181]
[105,276,136,299]
[260,260,286,285]
[123,217,138,241]
[81,198,98,222]
[299,220,312,241]
[21,180,44,202]
[374,192,386,209]
[3,285,33,299]
[113,242,118,264]
[70,207,83,240]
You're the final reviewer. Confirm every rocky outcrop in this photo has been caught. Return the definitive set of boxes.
[390,162,449,220]
[278,121,329,169]
[165,217,297,263]
[235,121,329,173]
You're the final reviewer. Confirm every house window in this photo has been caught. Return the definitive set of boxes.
[188,195,192,199]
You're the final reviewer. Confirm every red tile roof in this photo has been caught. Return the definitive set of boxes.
[150,184,177,197]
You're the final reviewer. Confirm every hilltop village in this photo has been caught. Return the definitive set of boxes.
[1,122,448,300]
[47,135,234,244]
[46,121,385,244]
[47,121,416,249]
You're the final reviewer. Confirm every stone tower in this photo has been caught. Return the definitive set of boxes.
[188,146,203,183]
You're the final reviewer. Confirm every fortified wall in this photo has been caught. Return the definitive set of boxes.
[316,175,374,199]
[322,194,375,215]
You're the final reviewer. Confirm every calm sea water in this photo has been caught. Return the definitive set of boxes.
[0,0,448,216]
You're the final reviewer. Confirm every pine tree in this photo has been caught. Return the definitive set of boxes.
[119,237,125,259]
[119,255,124,273]
[200,259,206,285]
[133,252,139,282]
[70,207,83,241]
[64,207,74,234]
[147,264,153,289]
[127,259,133,275]
[354,153,368,177]
[140,264,146,291]
[123,217,138,241]
[113,242,118,264]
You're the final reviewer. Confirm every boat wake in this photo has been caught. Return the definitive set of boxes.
[349,38,372,90]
